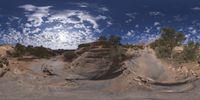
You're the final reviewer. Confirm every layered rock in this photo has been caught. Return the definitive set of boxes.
[70,48,113,79]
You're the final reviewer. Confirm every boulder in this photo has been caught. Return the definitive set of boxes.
[0,57,9,77]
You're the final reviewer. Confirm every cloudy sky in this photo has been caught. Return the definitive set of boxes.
[0,0,200,49]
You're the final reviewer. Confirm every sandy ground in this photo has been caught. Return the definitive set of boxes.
[1,49,200,100]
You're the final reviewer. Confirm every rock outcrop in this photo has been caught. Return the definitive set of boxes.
[70,48,113,79]
[0,57,9,77]
[0,45,14,57]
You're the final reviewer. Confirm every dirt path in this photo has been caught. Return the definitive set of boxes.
[127,49,176,82]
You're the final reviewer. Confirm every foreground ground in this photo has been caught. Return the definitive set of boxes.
[0,45,200,100]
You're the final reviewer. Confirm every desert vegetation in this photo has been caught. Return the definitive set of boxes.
[11,43,56,58]
[64,51,78,61]
[150,27,200,64]
[64,35,127,63]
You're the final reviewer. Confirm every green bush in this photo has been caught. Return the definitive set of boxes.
[154,46,171,58]
[64,51,77,61]
[196,55,200,64]
[29,46,55,58]
[150,27,185,59]
[12,43,27,57]
[109,46,126,62]
[182,41,199,61]
[109,35,121,45]
[12,44,55,58]
[0,57,9,67]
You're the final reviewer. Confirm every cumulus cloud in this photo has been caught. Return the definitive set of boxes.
[19,4,52,27]
[25,28,96,49]
[125,19,133,23]
[73,2,89,8]
[135,25,139,28]
[98,7,109,12]
[191,7,200,10]
[144,27,152,33]
[149,11,164,17]
[154,22,160,26]
[127,30,135,36]
[126,13,137,19]
[47,10,107,30]
[1,4,110,49]
[125,13,138,23]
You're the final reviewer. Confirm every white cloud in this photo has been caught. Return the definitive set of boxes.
[31,28,41,33]
[188,27,193,30]
[125,19,133,23]
[191,7,200,10]
[127,30,135,36]
[149,11,164,16]
[98,7,109,12]
[125,13,137,24]
[2,4,111,49]
[191,30,197,34]
[74,2,89,8]
[25,25,97,49]
[135,25,139,28]
[156,27,161,30]
[107,21,112,26]
[8,16,20,22]
[47,10,107,29]
[19,4,52,27]
[154,22,160,26]
[144,27,152,33]
[126,13,137,19]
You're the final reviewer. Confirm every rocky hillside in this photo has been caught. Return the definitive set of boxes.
[0,45,14,57]
[71,48,112,79]
[0,42,200,100]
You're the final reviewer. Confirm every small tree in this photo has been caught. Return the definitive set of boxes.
[110,46,126,62]
[182,41,199,61]
[109,35,121,45]
[13,43,27,57]
[150,27,185,59]
[29,46,55,58]
[64,51,77,61]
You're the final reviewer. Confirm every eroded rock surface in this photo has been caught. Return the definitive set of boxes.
[0,57,9,77]
[0,45,200,100]
[70,48,113,80]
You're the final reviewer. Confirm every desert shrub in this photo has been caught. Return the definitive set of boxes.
[196,55,200,64]
[29,46,55,58]
[0,57,9,67]
[99,41,110,48]
[78,43,91,49]
[110,46,126,62]
[12,43,27,57]
[12,44,55,58]
[109,35,121,45]
[154,46,171,58]
[181,41,199,61]
[132,45,144,50]
[150,27,185,59]
[64,51,77,61]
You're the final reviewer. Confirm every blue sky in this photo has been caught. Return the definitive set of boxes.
[0,0,200,49]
